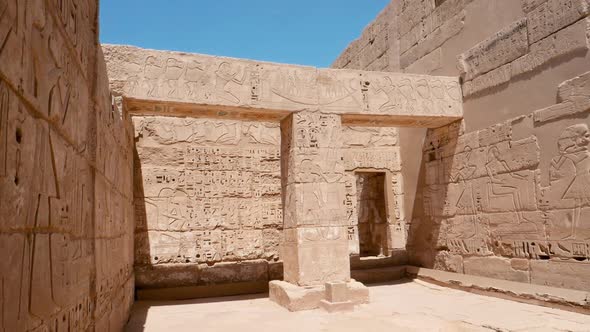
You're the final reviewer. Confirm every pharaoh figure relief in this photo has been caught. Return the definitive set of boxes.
[549,124,590,240]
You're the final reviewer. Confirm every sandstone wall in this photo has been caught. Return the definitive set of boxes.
[132,116,283,289]
[130,116,406,289]
[0,0,134,330]
[334,0,590,291]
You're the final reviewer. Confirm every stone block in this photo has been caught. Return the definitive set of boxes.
[522,0,548,13]
[282,228,351,286]
[325,281,349,303]
[342,147,401,172]
[533,101,590,123]
[319,300,355,313]
[359,29,390,69]
[104,44,463,127]
[462,62,512,97]
[351,266,408,284]
[511,18,590,77]
[530,260,590,291]
[405,48,442,74]
[464,257,530,283]
[365,53,389,72]
[530,70,590,122]
[269,280,369,311]
[510,258,530,271]
[135,264,200,288]
[527,0,590,44]
[459,18,528,81]
[401,11,465,69]
[348,280,370,304]
[283,183,347,228]
[199,260,268,285]
[399,0,436,37]
[269,280,325,311]
[557,70,590,103]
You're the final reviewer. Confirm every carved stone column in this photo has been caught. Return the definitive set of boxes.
[270,110,369,311]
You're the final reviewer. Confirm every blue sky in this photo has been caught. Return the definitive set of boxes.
[99,1,389,68]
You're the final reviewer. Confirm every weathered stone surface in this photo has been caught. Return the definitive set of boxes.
[407,267,590,312]
[269,280,325,311]
[318,299,355,312]
[399,0,436,37]
[405,48,443,74]
[522,0,549,13]
[401,11,465,69]
[512,18,590,77]
[401,0,474,55]
[269,279,369,312]
[464,257,530,283]
[418,70,590,292]
[463,63,512,97]
[458,18,529,81]
[0,0,134,331]
[527,0,590,44]
[104,45,463,128]
[531,261,590,291]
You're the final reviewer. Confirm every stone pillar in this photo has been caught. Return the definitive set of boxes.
[270,111,369,311]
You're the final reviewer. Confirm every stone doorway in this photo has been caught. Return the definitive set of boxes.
[356,172,388,257]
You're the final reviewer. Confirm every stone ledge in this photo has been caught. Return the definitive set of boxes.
[136,281,269,301]
[406,266,590,314]
[351,266,407,284]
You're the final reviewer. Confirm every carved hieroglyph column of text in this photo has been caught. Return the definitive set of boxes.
[280,110,350,286]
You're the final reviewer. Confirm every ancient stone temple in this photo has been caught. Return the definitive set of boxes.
[103,45,462,311]
[1,0,589,330]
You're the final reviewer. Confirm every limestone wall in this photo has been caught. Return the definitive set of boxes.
[334,0,590,291]
[0,0,134,330]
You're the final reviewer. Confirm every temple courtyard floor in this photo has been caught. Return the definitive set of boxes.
[125,280,590,331]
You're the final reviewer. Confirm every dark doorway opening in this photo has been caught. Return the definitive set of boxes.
[356,172,387,257]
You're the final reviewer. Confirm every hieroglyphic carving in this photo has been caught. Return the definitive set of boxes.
[542,124,590,240]
[0,0,133,330]
[340,123,404,256]
[103,44,463,127]
[426,73,590,282]
[134,117,283,269]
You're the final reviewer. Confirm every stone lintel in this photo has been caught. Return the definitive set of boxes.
[105,44,463,128]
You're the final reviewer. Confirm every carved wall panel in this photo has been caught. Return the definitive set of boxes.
[340,126,406,255]
[133,116,283,280]
[414,71,590,291]
[0,1,134,330]
[103,44,463,127]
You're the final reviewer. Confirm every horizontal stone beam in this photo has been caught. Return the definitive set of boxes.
[103,44,463,127]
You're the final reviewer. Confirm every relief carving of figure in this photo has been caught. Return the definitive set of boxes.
[374,77,403,113]
[144,56,163,97]
[184,60,209,98]
[450,146,479,237]
[550,124,590,239]
[215,62,248,104]
[485,146,535,227]
[164,58,185,97]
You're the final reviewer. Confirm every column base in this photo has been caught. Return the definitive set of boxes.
[269,280,369,312]
[319,299,354,312]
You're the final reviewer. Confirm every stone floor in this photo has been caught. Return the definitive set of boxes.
[126,280,590,332]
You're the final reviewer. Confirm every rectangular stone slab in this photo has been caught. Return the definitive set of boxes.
[103,44,462,128]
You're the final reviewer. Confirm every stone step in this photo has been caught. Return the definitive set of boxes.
[351,266,407,284]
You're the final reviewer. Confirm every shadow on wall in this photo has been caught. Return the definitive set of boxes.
[130,116,285,299]
[406,70,590,291]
